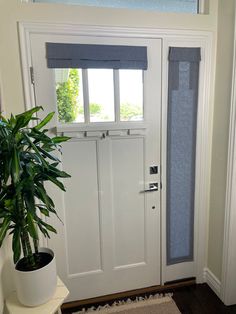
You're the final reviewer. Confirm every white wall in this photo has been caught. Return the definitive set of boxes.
[0,240,14,314]
[0,252,5,314]
[208,0,235,281]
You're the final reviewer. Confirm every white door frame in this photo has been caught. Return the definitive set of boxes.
[161,37,213,283]
[18,21,214,285]
[221,8,236,305]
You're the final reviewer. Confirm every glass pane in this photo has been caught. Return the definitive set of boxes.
[167,56,200,265]
[120,70,143,122]
[88,69,115,122]
[33,0,199,14]
[55,68,84,123]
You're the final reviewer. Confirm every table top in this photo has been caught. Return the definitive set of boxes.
[6,277,69,314]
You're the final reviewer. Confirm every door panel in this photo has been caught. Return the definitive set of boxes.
[30,33,162,301]
[62,140,102,276]
[111,137,145,268]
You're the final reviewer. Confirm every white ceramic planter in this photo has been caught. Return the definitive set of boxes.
[14,247,57,307]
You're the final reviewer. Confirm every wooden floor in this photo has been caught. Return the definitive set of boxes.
[62,284,236,314]
[171,284,236,313]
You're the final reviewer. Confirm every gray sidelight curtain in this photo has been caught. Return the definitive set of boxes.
[167,47,201,265]
[46,43,148,69]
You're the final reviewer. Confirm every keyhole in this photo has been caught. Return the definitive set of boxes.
[152,206,155,210]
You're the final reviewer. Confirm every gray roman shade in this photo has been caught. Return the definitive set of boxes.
[46,43,148,70]
[169,47,201,62]
[166,47,201,266]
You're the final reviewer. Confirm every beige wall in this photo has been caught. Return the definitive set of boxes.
[0,252,4,314]
[208,0,235,280]
[0,0,233,309]
[0,240,14,314]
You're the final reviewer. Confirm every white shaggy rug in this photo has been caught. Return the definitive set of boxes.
[73,294,181,314]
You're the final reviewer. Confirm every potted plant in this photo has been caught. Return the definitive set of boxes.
[0,106,70,306]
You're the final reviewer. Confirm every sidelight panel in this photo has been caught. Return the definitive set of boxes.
[166,47,201,265]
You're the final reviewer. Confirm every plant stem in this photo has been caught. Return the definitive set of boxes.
[22,231,36,269]
[33,238,39,254]
[20,233,28,258]
[15,193,37,269]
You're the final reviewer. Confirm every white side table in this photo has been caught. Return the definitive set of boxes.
[5,277,69,314]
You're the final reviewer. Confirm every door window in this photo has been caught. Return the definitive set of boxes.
[54,68,144,124]
[47,42,146,125]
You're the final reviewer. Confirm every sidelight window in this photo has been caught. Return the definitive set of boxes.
[166,47,201,265]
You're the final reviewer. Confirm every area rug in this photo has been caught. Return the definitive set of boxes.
[74,294,181,314]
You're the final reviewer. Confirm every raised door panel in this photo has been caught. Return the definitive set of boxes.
[110,137,146,269]
[61,140,102,276]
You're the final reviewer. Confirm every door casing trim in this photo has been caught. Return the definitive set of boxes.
[18,21,214,285]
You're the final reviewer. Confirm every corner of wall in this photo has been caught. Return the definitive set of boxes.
[208,0,235,281]
[203,267,221,298]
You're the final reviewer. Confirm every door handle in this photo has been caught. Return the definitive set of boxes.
[140,183,158,193]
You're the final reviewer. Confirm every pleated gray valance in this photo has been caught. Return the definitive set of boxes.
[46,43,148,70]
[168,47,201,62]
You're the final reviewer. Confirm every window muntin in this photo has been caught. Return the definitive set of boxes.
[33,0,199,14]
[55,68,144,125]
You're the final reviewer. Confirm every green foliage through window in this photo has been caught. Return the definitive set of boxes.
[120,103,142,121]
[56,69,81,123]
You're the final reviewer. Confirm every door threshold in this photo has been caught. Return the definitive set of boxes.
[62,278,196,311]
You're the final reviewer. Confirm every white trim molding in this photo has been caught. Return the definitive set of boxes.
[18,21,214,285]
[161,36,214,284]
[203,268,221,298]
[221,5,236,306]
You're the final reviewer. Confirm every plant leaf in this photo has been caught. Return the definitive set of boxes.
[45,175,66,191]
[34,183,54,208]
[23,133,48,168]
[40,221,57,234]
[34,112,55,130]
[27,213,38,240]
[12,146,21,183]
[37,206,50,217]
[13,106,42,133]
[37,223,50,238]
[37,146,60,162]
[0,217,11,247]
[52,136,70,144]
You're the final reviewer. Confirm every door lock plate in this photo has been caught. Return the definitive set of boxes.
[150,166,158,174]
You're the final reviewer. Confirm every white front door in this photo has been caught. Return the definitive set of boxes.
[30,33,162,301]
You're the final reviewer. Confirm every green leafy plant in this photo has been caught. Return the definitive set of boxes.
[0,106,70,270]
[120,103,142,121]
[89,103,102,115]
[56,68,80,123]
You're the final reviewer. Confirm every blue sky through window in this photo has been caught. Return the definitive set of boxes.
[33,0,199,14]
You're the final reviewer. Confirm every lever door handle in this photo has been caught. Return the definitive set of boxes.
[140,183,158,193]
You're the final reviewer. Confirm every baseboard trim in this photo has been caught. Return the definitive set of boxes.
[203,268,221,298]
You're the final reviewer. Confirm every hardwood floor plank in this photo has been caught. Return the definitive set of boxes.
[62,283,236,314]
